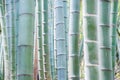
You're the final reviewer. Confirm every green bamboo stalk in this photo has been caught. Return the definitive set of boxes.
[36,0,44,79]
[111,0,118,78]
[14,0,19,78]
[5,0,12,78]
[0,33,4,80]
[68,0,80,80]
[48,0,55,79]
[83,0,99,80]
[53,13,57,80]
[54,0,67,80]
[98,0,112,80]
[0,0,10,80]
[42,0,51,79]
[79,39,83,63]
[17,0,34,80]
[63,0,68,79]
[11,0,16,79]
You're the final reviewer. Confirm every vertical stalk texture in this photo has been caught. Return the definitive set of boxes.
[111,0,118,77]
[17,0,34,80]
[48,0,55,79]
[11,0,16,79]
[42,0,51,79]
[36,0,44,80]
[68,0,80,80]
[83,0,99,80]
[14,0,19,78]
[0,0,10,80]
[98,0,112,80]
[33,23,38,80]
[54,0,67,80]
[63,0,68,79]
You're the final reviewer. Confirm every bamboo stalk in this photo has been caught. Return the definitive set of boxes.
[68,0,81,80]
[54,0,67,80]
[48,0,55,79]
[17,0,34,80]
[83,0,99,80]
[0,0,10,79]
[42,0,51,79]
[111,0,118,78]
[36,0,44,80]
[98,0,113,80]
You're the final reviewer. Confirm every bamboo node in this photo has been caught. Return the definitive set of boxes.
[54,6,63,9]
[17,74,33,77]
[100,46,111,50]
[55,22,64,26]
[57,67,66,69]
[70,10,80,13]
[56,38,65,41]
[99,24,110,28]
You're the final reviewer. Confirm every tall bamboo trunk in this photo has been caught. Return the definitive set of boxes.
[17,0,34,80]
[42,0,51,79]
[0,33,4,80]
[63,0,68,79]
[10,0,16,79]
[36,0,44,80]
[98,0,112,80]
[14,0,19,78]
[111,0,118,78]
[68,0,80,80]
[54,0,67,80]
[83,0,99,80]
[34,24,38,80]
[48,0,55,79]
[0,0,10,80]
[53,8,57,80]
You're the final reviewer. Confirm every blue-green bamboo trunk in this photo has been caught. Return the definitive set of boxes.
[68,0,80,80]
[111,0,118,79]
[98,0,113,80]
[17,0,34,80]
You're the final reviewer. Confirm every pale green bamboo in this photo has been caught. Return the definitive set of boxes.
[17,0,34,80]
[0,33,4,80]
[14,0,19,79]
[63,0,68,79]
[42,0,51,79]
[36,0,44,79]
[68,0,80,80]
[98,0,112,80]
[0,0,10,79]
[11,0,16,79]
[83,0,99,80]
[111,0,118,78]
[48,0,55,79]
[79,39,83,63]
[54,0,67,80]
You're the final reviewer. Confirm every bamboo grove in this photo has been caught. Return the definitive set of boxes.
[0,0,120,80]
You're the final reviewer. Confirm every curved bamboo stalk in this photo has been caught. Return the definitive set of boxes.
[68,0,80,80]
[98,0,112,80]
[83,0,99,80]
[17,0,34,80]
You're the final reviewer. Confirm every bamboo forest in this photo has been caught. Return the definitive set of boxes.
[1,0,120,80]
